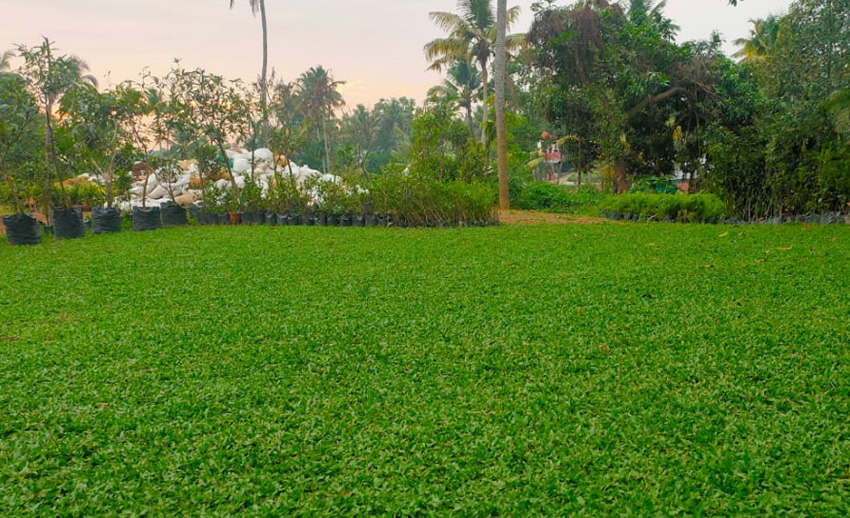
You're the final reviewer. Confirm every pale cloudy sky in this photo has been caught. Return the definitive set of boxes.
[1,0,793,107]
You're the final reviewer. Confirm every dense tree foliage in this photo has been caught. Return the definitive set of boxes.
[525,0,850,216]
[528,1,742,193]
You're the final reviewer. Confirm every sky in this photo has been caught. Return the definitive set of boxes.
[1,0,794,108]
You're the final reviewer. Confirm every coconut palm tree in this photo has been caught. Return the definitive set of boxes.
[0,49,93,84]
[733,15,782,63]
[427,59,482,136]
[495,0,509,210]
[230,0,269,147]
[68,55,98,88]
[373,97,415,159]
[0,50,15,72]
[628,0,680,39]
[826,88,850,137]
[424,0,524,140]
[298,66,345,174]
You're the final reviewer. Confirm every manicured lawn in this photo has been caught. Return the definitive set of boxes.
[2,223,849,516]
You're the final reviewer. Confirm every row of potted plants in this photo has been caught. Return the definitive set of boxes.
[194,210,498,228]
[195,210,391,228]
[195,174,499,228]
[0,204,189,245]
[3,175,500,245]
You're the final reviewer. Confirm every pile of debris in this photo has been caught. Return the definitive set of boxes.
[109,148,334,211]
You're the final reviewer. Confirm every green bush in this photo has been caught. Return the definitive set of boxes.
[0,182,11,208]
[630,175,679,194]
[51,182,106,208]
[408,104,489,183]
[370,173,496,225]
[514,182,609,214]
[602,193,726,223]
[268,174,309,214]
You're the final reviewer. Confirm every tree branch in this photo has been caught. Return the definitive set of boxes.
[627,86,688,120]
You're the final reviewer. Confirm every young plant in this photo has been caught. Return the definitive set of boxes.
[16,39,93,210]
[268,79,306,178]
[195,144,227,211]
[60,82,143,208]
[151,65,249,196]
[239,175,264,214]
[0,70,41,214]
[152,157,183,204]
[123,81,156,208]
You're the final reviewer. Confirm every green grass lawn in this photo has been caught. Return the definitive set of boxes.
[2,224,849,516]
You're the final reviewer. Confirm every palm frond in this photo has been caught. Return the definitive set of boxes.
[429,12,466,34]
[230,0,260,15]
[465,0,495,32]
[424,37,469,64]
[505,6,522,29]
[0,50,15,72]
[505,33,527,52]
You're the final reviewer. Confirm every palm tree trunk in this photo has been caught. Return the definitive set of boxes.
[614,157,629,194]
[322,114,332,174]
[479,58,489,144]
[260,0,270,148]
[495,0,509,211]
[465,104,475,137]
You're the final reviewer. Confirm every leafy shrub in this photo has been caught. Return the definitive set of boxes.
[238,176,265,212]
[815,144,850,211]
[51,182,106,208]
[0,182,11,208]
[602,193,726,223]
[408,103,489,183]
[268,174,309,214]
[370,173,496,225]
[514,182,609,214]
[310,177,351,216]
[630,175,679,194]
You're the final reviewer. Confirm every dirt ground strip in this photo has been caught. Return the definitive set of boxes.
[499,210,607,226]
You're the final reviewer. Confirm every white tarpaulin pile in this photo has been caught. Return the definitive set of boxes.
[87,147,333,211]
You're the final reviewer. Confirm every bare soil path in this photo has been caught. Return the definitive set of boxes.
[499,210,607,226]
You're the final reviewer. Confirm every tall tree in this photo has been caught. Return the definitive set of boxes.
[268,79,306,176]
[427,59,482,136]
[298,66,345,174]
[341,105,377,175]
[733,16,782,63]
[755,0,850,212]
[424,0,524,141]
[230,0,269,147]
[495,0,509,210]
[528,1,725,192]
[372,97,416,169]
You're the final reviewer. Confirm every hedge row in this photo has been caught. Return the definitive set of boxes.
[601,193,726,223]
